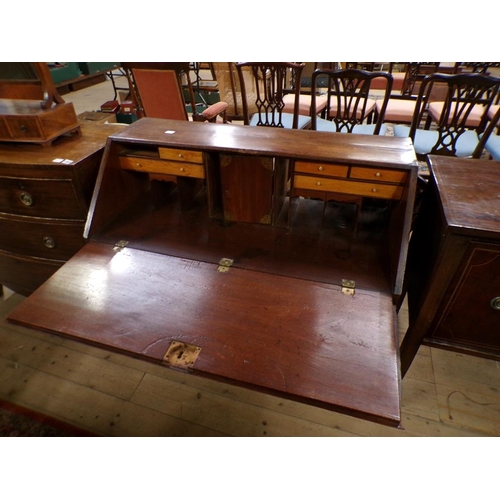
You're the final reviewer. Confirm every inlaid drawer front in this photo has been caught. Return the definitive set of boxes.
[295,161,348,178]
[0,176,82,219]
[0,216,85,260]
[6,116,43,139]
[350,167,408,184]
[158,147,204,164]
[119,156,205,179]
[294,175,404,200]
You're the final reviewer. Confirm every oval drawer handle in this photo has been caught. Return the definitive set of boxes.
[491,297,500,311]
[375,172,381,177]
[20,191,33,206]
[318,166,324,171]
[42,236,56,249]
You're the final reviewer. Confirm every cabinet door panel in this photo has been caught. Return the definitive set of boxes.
[432,243,500,348]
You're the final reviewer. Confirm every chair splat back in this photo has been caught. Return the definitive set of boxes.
[311,68,393,135]
[235,62,305,129]
[409,72,500,158]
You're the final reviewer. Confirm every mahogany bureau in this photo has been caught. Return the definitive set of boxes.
[8,118,418,427]
[0,121,122,296]
[400,155,500,376]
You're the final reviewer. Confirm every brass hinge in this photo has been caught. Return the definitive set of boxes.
[341,279,356,296]
[163,341,201,369]
[113,240,129,252]
[217,257,234,273]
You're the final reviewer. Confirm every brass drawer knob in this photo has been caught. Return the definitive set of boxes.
[491,297,500,311]
[178,153,183,158]
[316,181,322,186]
[43,236,55,249]
[20,191,33,206]
[318,166,324,171]
[180,167,185,172]
[375,172,381,177]
[372,188,377,193]
[136,162,142,167]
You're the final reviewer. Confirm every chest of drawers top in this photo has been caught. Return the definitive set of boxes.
[0,122,120,171]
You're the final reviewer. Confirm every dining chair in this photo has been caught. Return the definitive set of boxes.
[393,72,500,160]
[211,62,253,122]
[235,62,311,129]
[374,62,441,125]
[121,62,228,123]
[310,68,394,135]
[281,62,335,118]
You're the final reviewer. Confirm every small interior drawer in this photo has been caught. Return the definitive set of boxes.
[158,147,204,164]
[294,175,404,200]
[350,167,408,184]
[294,161,348,178]
[119,156,205,179]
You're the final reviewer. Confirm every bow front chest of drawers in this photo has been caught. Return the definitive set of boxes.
[0,122,122,295]
[8,118,418,427]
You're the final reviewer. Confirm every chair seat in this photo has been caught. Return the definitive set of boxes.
[488,104,500,120]
[485,133,500,160]
[371,72,406,91]
[327,98,377,120]
[315,116,387,135]
[394,124,481,157]
[376,99,416,123]
[249,111,311,129]
[428,101,486,128]
[283,93,328,116]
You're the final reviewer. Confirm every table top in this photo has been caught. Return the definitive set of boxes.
[429,155,500,237]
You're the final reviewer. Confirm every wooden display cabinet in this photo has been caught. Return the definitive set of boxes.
[400,155,500,376]
[8,118,418,427]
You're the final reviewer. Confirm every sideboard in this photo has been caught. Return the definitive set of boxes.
[400,155,500,376]
[8,118,418,427]
[0,121,122,295]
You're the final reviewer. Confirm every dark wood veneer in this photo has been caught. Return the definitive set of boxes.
[8,118,418,427]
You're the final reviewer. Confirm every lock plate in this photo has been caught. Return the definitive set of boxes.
[163,341,201,369]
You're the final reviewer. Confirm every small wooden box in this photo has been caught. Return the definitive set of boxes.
[0,99,80,146]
